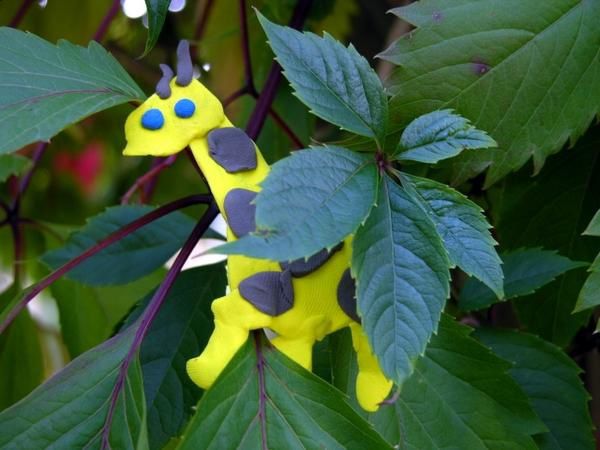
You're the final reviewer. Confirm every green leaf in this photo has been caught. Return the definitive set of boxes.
[490,126,600,345]
[218,146,378,261]
[575,254,600,311]
[477,328,595,450]
[42,205,194,285]
[127,266,226,450]
[178,335,391,450]
[51,272,165,359]
[257,12,388,144]
[401,172,503,297]
[144,0,170,56]
[396,110,496,164]
[369,316,544,449]
[381,0,600,186]
[0,28,145,154]
[0,326,148,449]
[0,154,31,182]
[0,310,44,410]
[352,175,450,384]
[460,248,587,311]
[583,209,600,236]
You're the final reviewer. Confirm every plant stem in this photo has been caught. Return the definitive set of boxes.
[245,0,314,140]
[121,155,178,204]
[239,0,257,96]
[18,217,65,243]
[100,201,219,449]
[9,0,35,28]
[193,0,216,42]
[10,142,47,213]
[268,108,304,149]
[10,220,23,286]
[93,0,121,42]
[0,194,213,335]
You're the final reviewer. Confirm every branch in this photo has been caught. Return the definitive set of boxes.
[121,155,178,205]
[193,0,216,43]
[0,194,213,335]
[245,0,314,140]
[9,220,23,285]
[268,107,304,149]
[239,0,257,96]
[93,0,121,42]
[19,217,65,243]
[11,142,47,212]
[9,0,35,28]
[100,202,220,449]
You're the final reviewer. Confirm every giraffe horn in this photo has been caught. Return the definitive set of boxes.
[176,40,194,86]
[156,64,174,99]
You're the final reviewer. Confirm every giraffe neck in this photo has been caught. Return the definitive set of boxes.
[188,118,271,213]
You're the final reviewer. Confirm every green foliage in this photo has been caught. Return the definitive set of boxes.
[381,0,600,186]
[42,205,194,285]
[127,266,226,450]
[258,12,388,144]
[0,28,145,155]
[368,316,544,449]
[401,172,503,297]
[352,175,450,385]
[218,146,378,260]
[143,0,170,55]
[477,328,595,450]
[178,335,390,450]
[0,326,147,449]
[490,127,600,345]
[0,154,31,182]
[584,209,600,236]
[576,254,600,311]
[0,310,44,410]
[578,212,600,310]
[396,109,497,164]
[460,248,587,311]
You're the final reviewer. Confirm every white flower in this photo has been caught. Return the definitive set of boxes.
[121,0,186,20]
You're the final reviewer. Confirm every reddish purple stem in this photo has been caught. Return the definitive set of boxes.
[239,0,257,96]
[93,0,121,42]
[9,0,35,28]
[0,195,212,335]
[246,0,314,141]
[11,142,47,212]
[100,202,219,449]
[121,155,178,205]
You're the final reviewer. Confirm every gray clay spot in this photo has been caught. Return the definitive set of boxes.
[239,270,294,316]
[208,128,257,173]
[337,269,360,323]
[224,189,257,238]
[280,242,344,277]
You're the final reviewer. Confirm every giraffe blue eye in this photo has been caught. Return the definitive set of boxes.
[141,109,164,130]
[174,99,195,118]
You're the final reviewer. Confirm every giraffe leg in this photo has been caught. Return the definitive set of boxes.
[349,323,393,412]
[270,335,315,371]
[187,289,272,389]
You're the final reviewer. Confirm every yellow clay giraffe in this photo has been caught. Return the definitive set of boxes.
[122,41,392,411]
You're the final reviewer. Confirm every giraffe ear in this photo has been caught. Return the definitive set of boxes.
[156,64,174,99]
[176,40,194,86]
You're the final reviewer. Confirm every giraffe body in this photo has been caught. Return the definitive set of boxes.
[122,44,392,411]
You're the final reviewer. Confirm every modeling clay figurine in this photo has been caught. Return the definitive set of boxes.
[122,41,392,411]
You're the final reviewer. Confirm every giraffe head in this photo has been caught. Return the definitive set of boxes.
[123,41,226,157]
